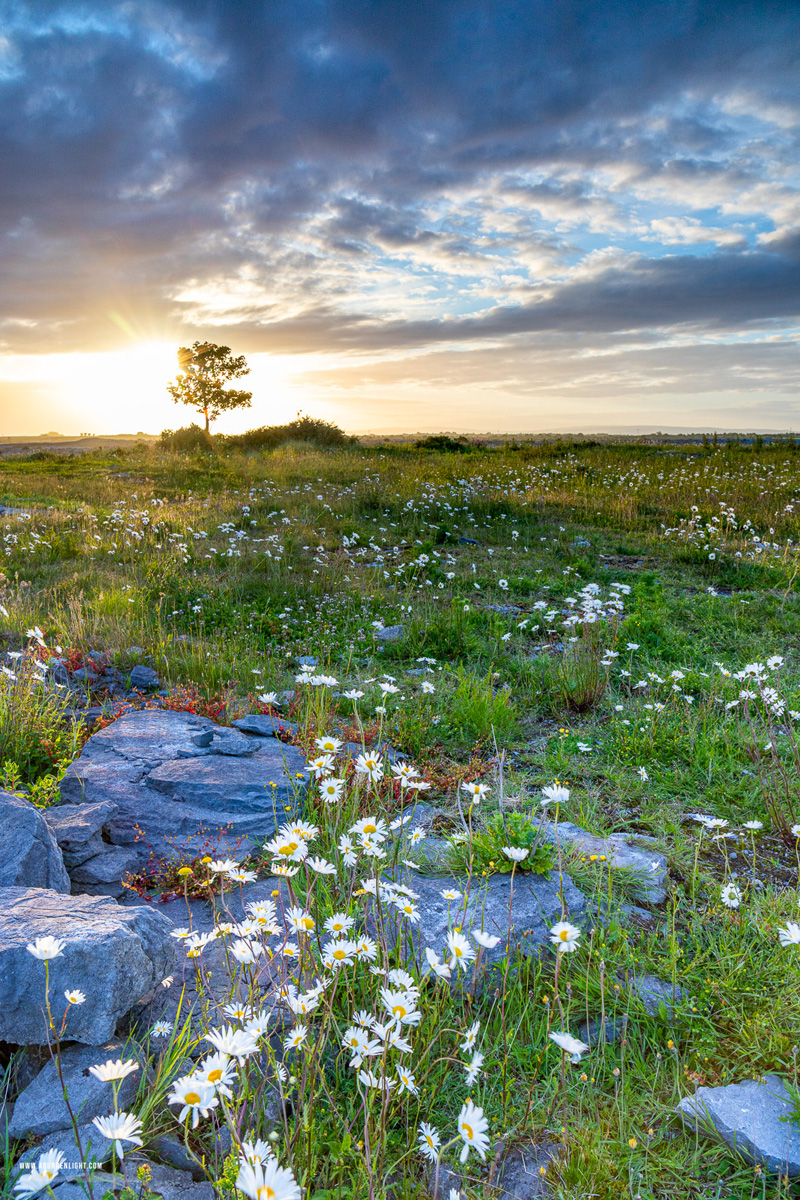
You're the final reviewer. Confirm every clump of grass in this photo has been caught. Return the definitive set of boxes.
[0,650,83,786]
[449,809,556,875]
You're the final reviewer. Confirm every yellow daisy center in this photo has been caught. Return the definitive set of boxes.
[185,1091,201,1105]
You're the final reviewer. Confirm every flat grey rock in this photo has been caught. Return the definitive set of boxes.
[59,710,307,860]
[538,819,668,903]
[0,791,70,892]
[9,1040,140,1137]
[389,869,587,976]
[50,1174,121,1200]
[0,887,174,1045]
[577,1016,627,1048]
[17,1122,114,1180]
[150,1136,208,1181]
[677,1075,800,1177]
[233,713,298,738]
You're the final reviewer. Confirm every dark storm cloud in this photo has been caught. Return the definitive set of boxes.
[1,0,800,353]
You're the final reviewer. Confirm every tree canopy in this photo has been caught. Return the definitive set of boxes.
[167,342,252,433]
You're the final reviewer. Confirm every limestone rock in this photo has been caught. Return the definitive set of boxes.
[677,1075,800,1177]
[59,709,307,860]
[16,1123,114,1180]
[0,887,174,1045]
[389,869,587,976]
[0,791,70,892]
[374,624,404,643]
[539,819,668,903]
[129,665,161,690]
[126,1156,214,1200]
[9,1041,140,1137]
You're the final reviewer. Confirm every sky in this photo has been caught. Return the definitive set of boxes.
[1,0,800,436]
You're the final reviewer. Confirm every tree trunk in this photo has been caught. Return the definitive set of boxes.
[203,408,210,434]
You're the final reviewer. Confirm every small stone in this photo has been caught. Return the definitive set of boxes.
[232,714,298,738]
[45,801,118,846]
[374,624,404,643]
[577,1016,627,1048]
[150,1135,207,1181]
[538,819,668,903]
[69,845,142,887]
[497,1141,559,1198]
[627,973,685,1017]
[129,665,161,690]
[677,1075,800,1177]
[126,1155,214,1200]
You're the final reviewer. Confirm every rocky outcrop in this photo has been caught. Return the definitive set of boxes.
[9,1040,141,1137]
[59,709,307,861]
[0,887,174,1045]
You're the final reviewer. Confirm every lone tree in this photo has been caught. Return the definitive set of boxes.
[167,341,252,434]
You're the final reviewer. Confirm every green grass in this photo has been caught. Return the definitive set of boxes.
[4,437,800,1198]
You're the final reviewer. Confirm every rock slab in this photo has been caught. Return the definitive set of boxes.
[0,791,70,893]
[9,1040,140,1137]
[539,819,668,903]
[678,1074,800,1177]
[392,869,587,975]
[60,709,307,860]
[0,887,175,1045]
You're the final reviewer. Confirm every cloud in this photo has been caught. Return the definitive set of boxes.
[0,0,799,429]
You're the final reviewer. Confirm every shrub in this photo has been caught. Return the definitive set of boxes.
[223,416,353,451]
[159,424,214,452]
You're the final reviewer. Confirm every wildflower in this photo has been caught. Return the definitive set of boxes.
[354,936,378,961]
[307,855,336,875]
[461,1021,480,1052]
[355,753,384,782]
[549,1031,589,1062]
[638,767,648,781]
[240,1139,274,1167]
[205,1026,259,1061]
[352,816,388,840]
[396,1065,419,1094]
[26,936,65,961]
[168,1075,220,1128]
[89,1058,139,1083]
[779,923,800,946]
[549,921,581,953]
[195,1052,236,1096]
[306,754,336,780]
[64,989,85,1005]
[425,947,452,979]
[381,989,421,1026]
[272,863,300,877]
[208,858,238,874]
[287,906,315,933]
[150,1020,171,1037]
[338,834,358,865]
[457,1099,490,1162]
[91,1111,143,1157]
[315,735,343,755]
[791,825,800,838]
[14,1149,65,1196]
[283,1026,308,1053]
[320,777,345,803]
[230,939,263,965]
[743,820,763,831]
[541,784,570,806]
[343,1026,382,1066]
[421,680,436,694]
[324,912,355,935]
[472,929,501,949]
[343,689,365,700]
[464,1051,485,1086]
[447,930,476,971]
[235,1157,301,1200]
[721,882,743,908]
[502,846,529,863]
[461,781,489,801]
[418,1122,441,1161]
[441,887,462,901]
[322,939,357,969]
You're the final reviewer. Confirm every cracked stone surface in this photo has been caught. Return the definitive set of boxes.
[59,709,307,860]
[9,1040,141,1138]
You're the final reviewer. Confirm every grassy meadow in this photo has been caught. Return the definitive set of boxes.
[3,436,800,1200]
